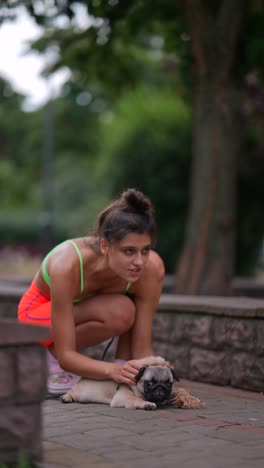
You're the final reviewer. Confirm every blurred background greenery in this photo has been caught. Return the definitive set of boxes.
[0,1,264,293]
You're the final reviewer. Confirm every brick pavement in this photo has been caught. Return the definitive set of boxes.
[41,380,264,468]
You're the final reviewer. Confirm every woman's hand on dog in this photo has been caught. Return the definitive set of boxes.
[164,360,174,368]
[110,360,141,386]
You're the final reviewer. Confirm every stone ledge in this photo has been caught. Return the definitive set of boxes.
[1,280,264,319]
[0,284,28,301]
[0,318,50,345]
[158,294,264,318]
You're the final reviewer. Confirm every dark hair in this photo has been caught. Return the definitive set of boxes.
[94,188,157,244]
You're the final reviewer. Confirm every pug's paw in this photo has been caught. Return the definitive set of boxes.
[144,402,157,411]
[60,391,73,403]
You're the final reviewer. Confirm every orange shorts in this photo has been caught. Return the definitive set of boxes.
[18,280,53,347]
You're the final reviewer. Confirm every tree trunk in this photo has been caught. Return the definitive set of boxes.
[176,0,246,295]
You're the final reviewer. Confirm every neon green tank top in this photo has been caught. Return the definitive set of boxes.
[41,239,132,303]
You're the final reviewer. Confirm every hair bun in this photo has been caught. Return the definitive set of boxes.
[94,187,157,244]
[122,188,153,215]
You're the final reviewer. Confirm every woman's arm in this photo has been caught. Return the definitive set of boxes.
[49,258,141,385]
[130,252,165,358]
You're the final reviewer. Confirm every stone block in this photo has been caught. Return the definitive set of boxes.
[152,312,172,343]
[189,348,230,385]
[166,343,190,378]
[0,404,42,463]
[167,313,194,344]
[231,352,264,391]
[256,322,264,356]
[0,319,49,464]
[212,316,257,351]
[153,341,169,359]
[229,319,257,351]
[0,349,14,401]
[0,346,47,405]
[211,317,234,349]
[189,316,213,347]
[17,345,48,403]
[0,318,50,345]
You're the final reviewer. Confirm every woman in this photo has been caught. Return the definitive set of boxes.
[18,188,165,395]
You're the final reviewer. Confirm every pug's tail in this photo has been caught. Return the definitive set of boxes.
[170,386,205,409]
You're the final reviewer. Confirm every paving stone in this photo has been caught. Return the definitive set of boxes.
[42,380,264,468]
[43,441,119,467]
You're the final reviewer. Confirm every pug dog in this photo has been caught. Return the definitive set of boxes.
[61,356,179,410]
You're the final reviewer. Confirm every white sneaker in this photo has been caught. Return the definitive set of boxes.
[47,370,80,395]
[46,350,80,395]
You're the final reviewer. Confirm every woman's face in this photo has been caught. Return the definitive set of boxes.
[101,232,152,281]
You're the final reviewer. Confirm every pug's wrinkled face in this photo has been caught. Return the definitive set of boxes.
[135,365,178,405]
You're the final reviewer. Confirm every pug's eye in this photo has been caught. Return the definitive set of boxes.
[166,380,172,387]
[146,379,156,387]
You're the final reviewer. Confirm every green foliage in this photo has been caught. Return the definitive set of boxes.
[0,76,104,246]
[22,0,188,101]
[1,1,264,278]
[0,158,41,209]
[96,88,192,272]
[0,77,42,210]
[0,451,35,468]
[0,210,69,247]
[49,81,109,234]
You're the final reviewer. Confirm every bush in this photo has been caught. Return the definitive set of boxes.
[0,211,70,250]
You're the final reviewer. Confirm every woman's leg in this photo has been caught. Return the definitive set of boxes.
[48,293,135,358]
[19,289,135,394]
[73,293,135,349]
[115,329,132,361]
[18,294,78,394]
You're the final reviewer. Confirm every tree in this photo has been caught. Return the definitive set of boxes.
[175,0,246,295]
[1,0,264,293]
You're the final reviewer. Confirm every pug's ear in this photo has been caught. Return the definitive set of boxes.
[170,368,180,382]
[135,366,148,382]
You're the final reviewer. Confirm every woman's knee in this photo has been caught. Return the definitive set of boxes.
[107,296,136,335]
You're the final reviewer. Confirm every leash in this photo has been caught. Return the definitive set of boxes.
[101,336,115,361]
[101,337,120,391]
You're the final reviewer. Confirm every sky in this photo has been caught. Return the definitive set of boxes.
[0,5,89,111]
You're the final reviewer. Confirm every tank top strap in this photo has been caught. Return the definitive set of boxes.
[41,239,84,293]
[68,240,84,293]
[41,242,66,287]
[123,281,132,294]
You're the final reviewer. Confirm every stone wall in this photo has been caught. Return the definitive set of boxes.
[0,281,26,319]
[152,295,264,393]
[0,320,49,465]
[1,282,264,393]
[163,275,264,298]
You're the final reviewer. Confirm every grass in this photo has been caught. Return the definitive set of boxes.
[0,453,36,468]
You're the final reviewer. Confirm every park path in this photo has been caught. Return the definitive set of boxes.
[41,379,264,468]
